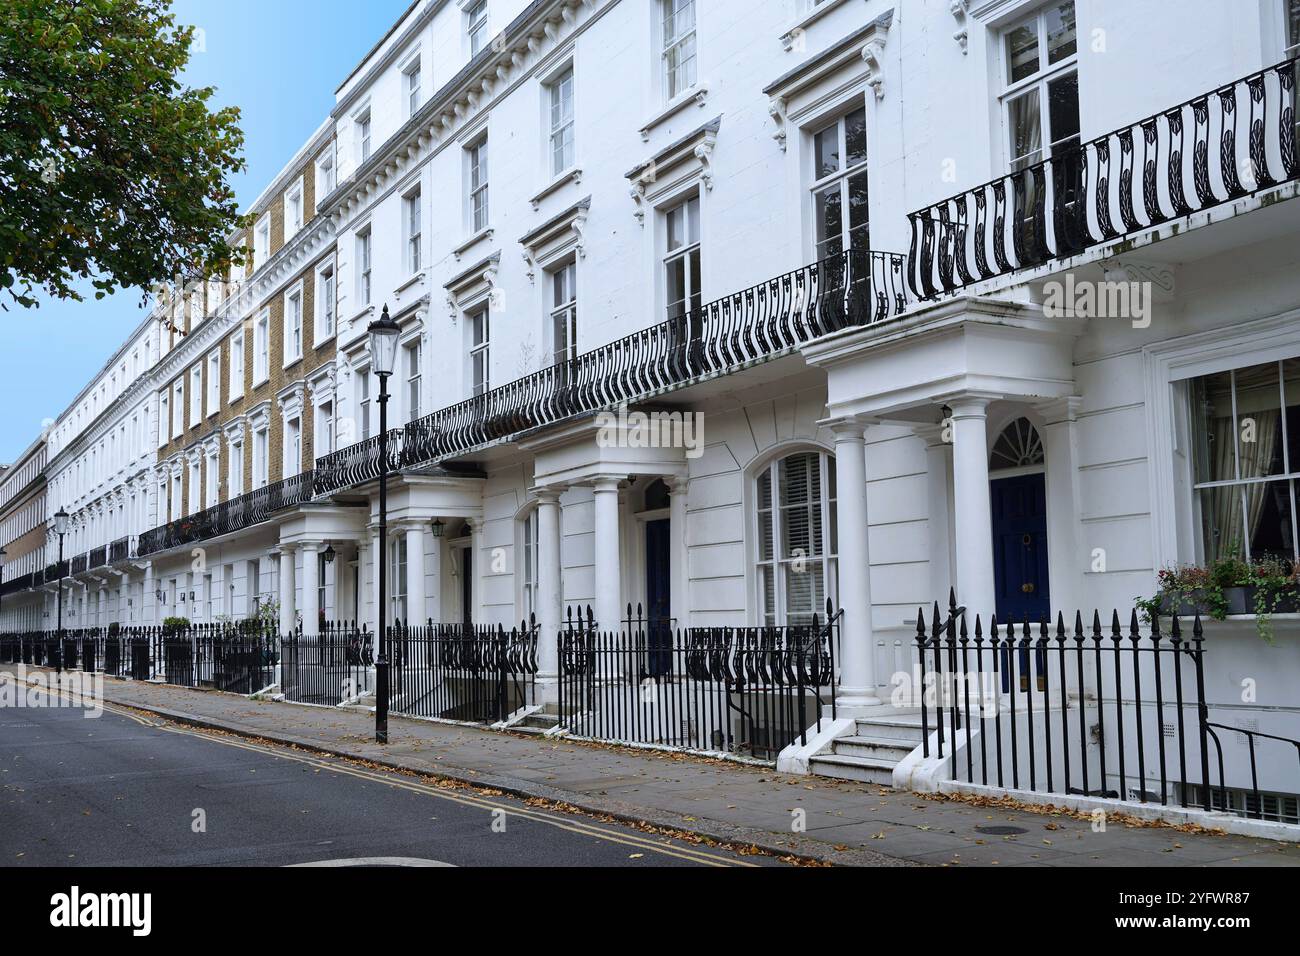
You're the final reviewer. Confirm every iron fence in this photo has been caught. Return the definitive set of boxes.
[908,57,1299,297]
[557,602,840,761]
[280,622,373,706]
[911,592,1300,820]
[136,471,315,557]
[389,618,538,723]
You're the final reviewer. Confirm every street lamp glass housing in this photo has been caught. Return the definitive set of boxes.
[53,508,70,536]
[368,305,401,378]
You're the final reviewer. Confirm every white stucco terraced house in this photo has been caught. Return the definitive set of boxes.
[3,0,1300,827]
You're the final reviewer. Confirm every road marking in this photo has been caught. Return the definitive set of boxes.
[288,857,456,867]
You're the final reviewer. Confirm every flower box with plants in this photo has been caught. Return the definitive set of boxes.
[1137,556,1300,642]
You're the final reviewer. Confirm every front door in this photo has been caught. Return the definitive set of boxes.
[991,472,1050,623]
[460,546,474,626]
[644,518,671,676]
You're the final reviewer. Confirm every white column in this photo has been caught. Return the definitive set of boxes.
[829,419,880,711]
[1039,397,1083,619]
[591,477,622,631]
[405,523,426,625]
[428,533,442,624]
[300,542,320,634]
[278,546,296,634]
[370,530,383,647]
[468,517,485,625]
[668,476,689,628]
[949,397,997,625]
[915,423,954,600]
[535,488,564,682]
[142,562,155,626]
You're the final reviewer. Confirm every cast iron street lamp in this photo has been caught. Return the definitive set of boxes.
[53,508,69,675]
[369,305,401,744]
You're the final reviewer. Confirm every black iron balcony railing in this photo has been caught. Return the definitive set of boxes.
[316,248,907,494]
[88,545,107,570]
[69,553,88,575]
[109,535,135,564]
[136,470,315,558]
[908,57,1298,299]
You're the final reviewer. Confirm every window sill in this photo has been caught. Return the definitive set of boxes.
[311,331,336,350]
[529,168,583,210]
[453,226,495,261]
[346,303,376,329]
[779,0,852,51]
[638,85,709,142]
[394,269,426,296]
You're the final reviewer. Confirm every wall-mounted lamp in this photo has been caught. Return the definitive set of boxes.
[430,518,445,538]
[322,543,337,564]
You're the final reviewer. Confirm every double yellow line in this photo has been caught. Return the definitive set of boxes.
[86,696,761,868]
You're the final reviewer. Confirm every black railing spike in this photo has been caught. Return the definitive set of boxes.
[947,587,957,614]
[959,612,968,641]
[915,608,926,638]
[1129,607,1141,635]
[1192,611,1203,640]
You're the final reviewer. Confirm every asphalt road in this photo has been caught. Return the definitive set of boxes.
[0,696,786,868]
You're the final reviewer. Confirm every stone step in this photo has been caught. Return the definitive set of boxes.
[807,753,897,785]
[832,735,916,763]
[853,715,928,743]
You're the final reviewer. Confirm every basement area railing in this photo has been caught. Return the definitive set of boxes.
[910,591,1300,822]
[315,248,907,495]
[907,57,1299,298]
[557,602,840,762]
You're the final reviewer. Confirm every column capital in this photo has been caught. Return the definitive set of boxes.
[820,414,879,441]
[912,422,950,447]
[1036,395,1084,426]
[939,394,998,419]
[298,540,319,553]
[589,475,623,493]
[533,486,565,505]
[666,475,689,495]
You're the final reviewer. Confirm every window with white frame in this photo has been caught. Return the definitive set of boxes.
[254,215,271,271]
[521,508,538,619]
[661,0,697,101]
[170,471,182,520]
[390,535,408,621]
[548,67,575,176]
[229,329,244,400]
[158,391,170,448]
[357,228,373,306]
[755,450,838,627]
[317,550,329,626]
[357,368,372,441]
[469,305,490,397]
[253,426,269,488]
[405,340,422,421]
[404,56,422,116]
[284,285,304,366]
[405,187,422,274]
[315,397,334,457]
[189,366,202,426]
[205,451,219,508]
[467,139,489,232]
[315,260,336,343]
[811,106,869,261]
[357,110,372,163]
[1188,358,1300,563]
[549,261,577,366]
[285,179,304,241]
[172,381,185,437]
[206,352,220,416]
[253,310,270,383]
[1002,1,1079,172]
[284,416,302,475]
[664,195,701,324]
[228,436,244,497]
[467,0,488,56]
[316,146,337,199]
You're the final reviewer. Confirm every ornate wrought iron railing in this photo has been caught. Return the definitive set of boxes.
[88,545,107,570]
[907,57,1299,298]
[109,535,135,564]
[136,470,316,558]
[316,248,907,494]
[69,552,88,575]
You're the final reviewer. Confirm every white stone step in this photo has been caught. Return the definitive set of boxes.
[853,715,927,744]
[807,753,897,785]
[832,735,916,763]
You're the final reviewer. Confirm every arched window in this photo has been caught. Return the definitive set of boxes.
[755,450,837,626]
[990,417,1044,471]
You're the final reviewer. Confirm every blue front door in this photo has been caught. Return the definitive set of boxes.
[991,472,1050,624]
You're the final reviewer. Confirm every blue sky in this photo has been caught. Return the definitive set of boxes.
[0,0,413,463]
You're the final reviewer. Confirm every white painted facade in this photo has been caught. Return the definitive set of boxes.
[5,0,1300,808]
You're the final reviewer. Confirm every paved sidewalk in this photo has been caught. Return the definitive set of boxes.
[9,666,1300,867]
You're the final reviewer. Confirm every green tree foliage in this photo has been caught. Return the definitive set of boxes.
[0,0,248,308]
